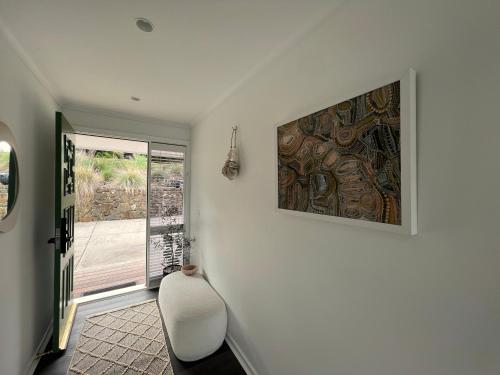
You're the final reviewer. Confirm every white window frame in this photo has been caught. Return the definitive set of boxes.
[71,126,191,290]
[146,142,191,288]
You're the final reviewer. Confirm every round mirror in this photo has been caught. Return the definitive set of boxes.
[0,141,18,219]
[0,121,19,232]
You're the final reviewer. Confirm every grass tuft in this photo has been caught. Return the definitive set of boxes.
[113,167,145,192]
[75,151,102,211]
[76,150,148,197]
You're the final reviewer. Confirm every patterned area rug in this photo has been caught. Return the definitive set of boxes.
[68,300,174,375]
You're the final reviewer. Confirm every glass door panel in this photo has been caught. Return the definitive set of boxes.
[146,143,187,287]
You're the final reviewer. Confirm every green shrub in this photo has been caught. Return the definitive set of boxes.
[132,154,147,169]
[76,149,147,193]
[94,150,121,158]
[93,157,121,172]
[100,167,116,181]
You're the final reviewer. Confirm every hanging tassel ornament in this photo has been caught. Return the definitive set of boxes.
[221,126,240,180]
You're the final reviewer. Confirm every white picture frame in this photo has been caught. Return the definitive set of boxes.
[274,69,417,235]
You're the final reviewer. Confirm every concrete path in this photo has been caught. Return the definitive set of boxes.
[74,219,146,297]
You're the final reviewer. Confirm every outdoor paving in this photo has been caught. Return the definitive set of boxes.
[74,219,146,297]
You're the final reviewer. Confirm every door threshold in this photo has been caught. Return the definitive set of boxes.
[59,302,77,351]
[74,284,147,305]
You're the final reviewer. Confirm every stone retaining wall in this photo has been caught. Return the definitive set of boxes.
[76,183,183,222]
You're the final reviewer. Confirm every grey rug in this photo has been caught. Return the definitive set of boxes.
[68,300,174,375]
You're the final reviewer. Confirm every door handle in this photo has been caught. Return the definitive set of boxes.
[60,217,67,254]
[48,217,69,252]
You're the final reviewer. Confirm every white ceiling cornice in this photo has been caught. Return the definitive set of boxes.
[62,104,192,129]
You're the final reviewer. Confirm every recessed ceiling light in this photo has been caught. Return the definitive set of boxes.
[131,96,141,102]
[135,18,154,32]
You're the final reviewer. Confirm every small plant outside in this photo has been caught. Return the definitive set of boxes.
[151,204,191,276]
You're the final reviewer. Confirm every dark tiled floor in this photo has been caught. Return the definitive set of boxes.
[35,289,245,375]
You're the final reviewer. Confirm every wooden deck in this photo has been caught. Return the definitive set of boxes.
[74,261,146,297]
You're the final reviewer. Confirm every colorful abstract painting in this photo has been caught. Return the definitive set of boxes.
[277,81,401,225]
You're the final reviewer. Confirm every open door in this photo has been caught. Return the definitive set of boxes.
[50,112,77,352]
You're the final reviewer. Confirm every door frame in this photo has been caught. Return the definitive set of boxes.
[71,127,191,291]
[53,112,77,352]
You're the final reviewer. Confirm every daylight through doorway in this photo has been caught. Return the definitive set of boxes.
[73,134,148,298]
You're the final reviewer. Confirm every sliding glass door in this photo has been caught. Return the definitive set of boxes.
[146,143,188,287]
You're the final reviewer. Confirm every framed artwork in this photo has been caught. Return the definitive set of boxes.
[275,69,416,234]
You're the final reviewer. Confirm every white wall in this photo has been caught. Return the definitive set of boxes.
[0,30,57,374]
[190,1,500,374]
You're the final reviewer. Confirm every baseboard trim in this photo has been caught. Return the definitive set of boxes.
[225,333,258,375]
[24,321,53,375]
